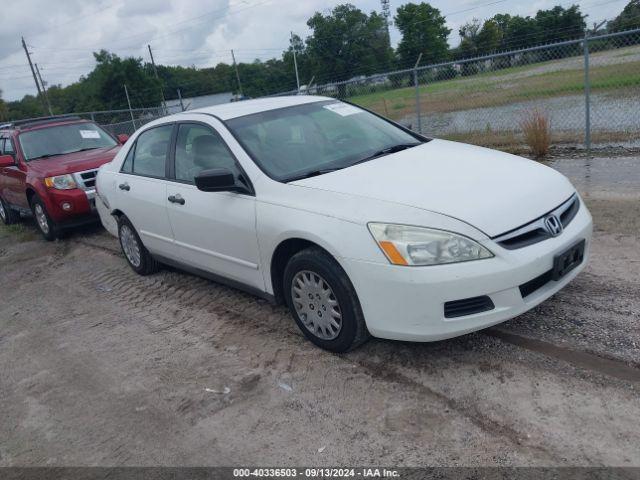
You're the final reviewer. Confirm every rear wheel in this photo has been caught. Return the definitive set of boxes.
[30,196,58,241]
[118,215,160,275]
[0,196,19,225]
[283,247,369,352]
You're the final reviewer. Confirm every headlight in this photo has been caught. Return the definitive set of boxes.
[44,174,77,190]
[368,223,493,266]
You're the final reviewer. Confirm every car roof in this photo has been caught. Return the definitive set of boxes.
[184,95,333,121]
[0,116,91,134]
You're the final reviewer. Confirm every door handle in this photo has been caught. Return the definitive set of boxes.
[168,194,185,205]
[118,183,130,191]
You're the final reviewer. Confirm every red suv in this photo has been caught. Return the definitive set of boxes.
[0,116,127,240]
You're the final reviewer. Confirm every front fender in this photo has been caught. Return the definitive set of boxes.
[256,202,381,295]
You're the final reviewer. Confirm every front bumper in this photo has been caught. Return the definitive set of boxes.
[45,188,97,223]
[342,202,593,342]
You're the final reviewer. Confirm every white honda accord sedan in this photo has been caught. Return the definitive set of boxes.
[96,96,592,352]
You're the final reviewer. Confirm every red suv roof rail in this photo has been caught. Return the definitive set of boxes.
[4,115,84,130]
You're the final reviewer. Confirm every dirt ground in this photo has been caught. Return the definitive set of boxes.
[0,155,639,467]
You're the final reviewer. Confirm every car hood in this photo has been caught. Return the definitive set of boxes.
[26,146,121,177]
[291,139,575,237]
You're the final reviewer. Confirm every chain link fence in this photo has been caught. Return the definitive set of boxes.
[78,106,183,137]
[279,28,640,150]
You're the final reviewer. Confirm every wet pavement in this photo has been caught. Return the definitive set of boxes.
[548,155,640,198]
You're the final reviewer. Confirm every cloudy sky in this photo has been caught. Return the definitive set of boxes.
[0,0,629,101]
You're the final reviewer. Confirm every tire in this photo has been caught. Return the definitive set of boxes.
[30,196,58,241]
[117,215,160,275]
[0,196,19,225]
[283,247,370,352]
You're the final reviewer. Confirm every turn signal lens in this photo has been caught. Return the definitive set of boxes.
[368,223,493,266]
[378,241,409,266]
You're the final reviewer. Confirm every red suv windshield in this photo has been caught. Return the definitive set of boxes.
[19,123,117,161]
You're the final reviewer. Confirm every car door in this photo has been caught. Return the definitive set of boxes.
[0,137,27,208]
[165,121,264,291]
[115,124,176,258]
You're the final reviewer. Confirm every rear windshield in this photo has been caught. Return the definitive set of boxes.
[19,123,117,161]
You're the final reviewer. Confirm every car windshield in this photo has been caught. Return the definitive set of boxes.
[225,100,424,182]
[19,123,117,161]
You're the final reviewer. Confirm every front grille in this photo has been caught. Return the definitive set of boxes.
[519,269,554,298]
[74,169,98,190]
[444,296,495,318]
[493,194,580,250]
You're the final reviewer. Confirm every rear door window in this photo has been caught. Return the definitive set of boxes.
[4,138,15,157]
[130,125,173,178]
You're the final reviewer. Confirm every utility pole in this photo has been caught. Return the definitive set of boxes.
[21,36,47,114]
[34,63,53,115]
[291,32,300,92]
[148,44,168,114]
[124,84,137,131]
[231,49,243,98]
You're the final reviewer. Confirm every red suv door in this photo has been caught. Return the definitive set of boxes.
[0,135,28,208]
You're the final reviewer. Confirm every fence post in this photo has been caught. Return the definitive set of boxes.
[414,53,423,134]
[177,88,185,112]
[123,84,137,131]
[583,32,591,151]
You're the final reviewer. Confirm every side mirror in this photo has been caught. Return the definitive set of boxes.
[0,154,14,168]
[116,134,129,145]
[195,168,249,194]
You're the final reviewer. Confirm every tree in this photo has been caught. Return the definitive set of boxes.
[476,19,503,54]
[503,15,540,49]
[304,4,394,89]
[535,5,586,44]
[394,2,450,66]
[458,19,481,58]
[608,0,640,32]
[0,89,8,122]
[81,50,163,111]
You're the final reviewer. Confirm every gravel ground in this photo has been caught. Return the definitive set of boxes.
[0,156,639,467]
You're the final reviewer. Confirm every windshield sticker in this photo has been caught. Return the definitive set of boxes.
[323,103,362,117]
[80,130,101,139]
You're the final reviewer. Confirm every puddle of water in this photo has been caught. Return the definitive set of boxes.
[409,92,640,135]
[547,156,640,199]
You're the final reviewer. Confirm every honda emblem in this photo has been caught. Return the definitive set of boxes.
[544,214,563,237]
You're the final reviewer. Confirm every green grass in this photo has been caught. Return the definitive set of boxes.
[348,57,640,119]
[0,222,37,242]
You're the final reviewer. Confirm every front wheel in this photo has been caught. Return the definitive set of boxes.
[118,215,160,275]
[30,196,58,241]
[0,196,19,225]
[283,247,369,352]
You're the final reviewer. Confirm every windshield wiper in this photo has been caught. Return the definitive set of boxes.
[286,167,344,182]
[71,147,102,153]
[29,153,65,161]
[351,142,422,167]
